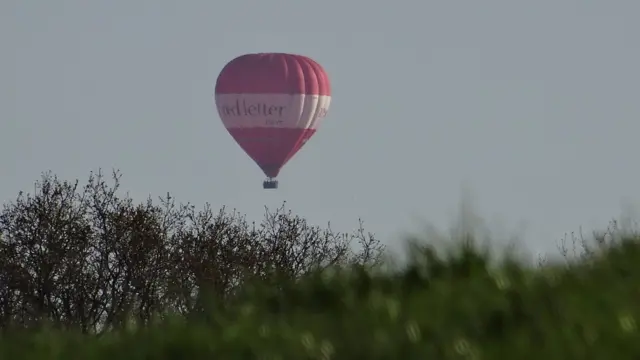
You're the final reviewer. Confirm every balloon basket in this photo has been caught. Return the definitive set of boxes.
[263,179,278,189]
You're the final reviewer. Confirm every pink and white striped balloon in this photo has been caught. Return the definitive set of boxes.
[214,53,331,179]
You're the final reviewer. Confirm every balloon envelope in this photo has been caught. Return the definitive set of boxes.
[214,53,331,178]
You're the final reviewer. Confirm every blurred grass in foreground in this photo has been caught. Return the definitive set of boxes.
[1,233,640,359]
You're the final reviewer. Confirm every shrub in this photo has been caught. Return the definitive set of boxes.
[0,170,384,333]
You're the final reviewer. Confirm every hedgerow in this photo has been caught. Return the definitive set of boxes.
[0,171,638,359]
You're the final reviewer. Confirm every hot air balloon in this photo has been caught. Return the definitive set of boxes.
[214,53,331,189]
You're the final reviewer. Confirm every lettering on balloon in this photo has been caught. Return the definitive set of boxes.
[316,107,328,118]
[266,119,284,125]
[220,99,285,118]
[219,98,329,127]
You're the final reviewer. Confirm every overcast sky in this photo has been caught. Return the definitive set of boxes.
[2,0,639,258]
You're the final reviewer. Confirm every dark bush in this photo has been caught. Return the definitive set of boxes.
[0,170,384,333]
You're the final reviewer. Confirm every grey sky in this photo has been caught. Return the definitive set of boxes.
[3,0,639,257]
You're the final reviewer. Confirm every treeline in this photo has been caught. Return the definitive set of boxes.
[0,225,638,358]
[1,171,640,358]
[0,171,384,333]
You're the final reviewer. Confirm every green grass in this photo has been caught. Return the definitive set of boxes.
[2,235,640,359]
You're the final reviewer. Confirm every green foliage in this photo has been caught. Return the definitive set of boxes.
[0,171,384,332]
[1,171,638,357]
[2,232,640,359]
